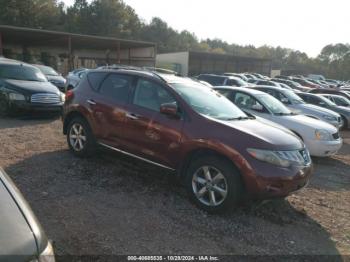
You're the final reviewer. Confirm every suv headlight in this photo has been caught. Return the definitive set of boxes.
[322,115,337,121]
[315,129,332,141]
[9,92,25,101]
[247,148,309,167]
[60,92,65,102]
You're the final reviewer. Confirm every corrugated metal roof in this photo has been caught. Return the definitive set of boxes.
[0,25,156,49]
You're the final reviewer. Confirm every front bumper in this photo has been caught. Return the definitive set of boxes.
[10,100,63,112]
[305,138,343,157]
[242,157,313,198]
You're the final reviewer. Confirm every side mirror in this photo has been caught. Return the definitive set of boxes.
[251,104,263,112]
[160,103,179,118]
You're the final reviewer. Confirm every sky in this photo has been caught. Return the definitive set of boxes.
[62,0,350,57]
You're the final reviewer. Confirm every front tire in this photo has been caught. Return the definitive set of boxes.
[185,156,244,213]
[67,117,96,157]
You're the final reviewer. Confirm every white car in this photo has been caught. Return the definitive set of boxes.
[253,86,343,129]
[214,87,343,157]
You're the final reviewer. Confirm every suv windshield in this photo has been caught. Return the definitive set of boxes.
[257,94,293,115]
[282,90,305,104]
[171,82,248,120]
[36,65,59,76]
[0,64,47,82]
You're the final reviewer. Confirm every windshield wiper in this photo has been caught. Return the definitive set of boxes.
[275,112,293,116]
[226,116,253,121]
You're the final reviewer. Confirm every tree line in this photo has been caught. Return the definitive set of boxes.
[0,0,349,80]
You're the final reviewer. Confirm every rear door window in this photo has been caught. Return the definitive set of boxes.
[198,75,225,86]
[298,94,309,102]
[216,89,233,99]
[99,73,133,104]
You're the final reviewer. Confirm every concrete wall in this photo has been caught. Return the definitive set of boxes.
[156,52,189,76]
[156,51,271,77]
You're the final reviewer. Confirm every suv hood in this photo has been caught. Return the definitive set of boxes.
[214,117,304,151]
[3,79,60,94]
[280,114,338,132]
[0,175,37,258]
[292,103,340,117]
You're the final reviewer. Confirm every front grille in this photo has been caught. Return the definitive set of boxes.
[299,149,311,166]
[275,149,311,166]
[31,93,60,104]
[332,132,340,140]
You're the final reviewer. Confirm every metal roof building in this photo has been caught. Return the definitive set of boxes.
[156,51,272,77]
[0,25,156,74]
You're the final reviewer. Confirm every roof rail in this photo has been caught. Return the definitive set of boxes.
[143,67,179,75]
[96,64,168,83]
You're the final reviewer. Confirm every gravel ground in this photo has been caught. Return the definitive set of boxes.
[0,115,349,258]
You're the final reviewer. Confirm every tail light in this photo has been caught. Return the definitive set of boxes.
[65,90,74,101]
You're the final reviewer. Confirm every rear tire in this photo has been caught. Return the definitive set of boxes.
[185,155,244,213]
[67,117,96,157]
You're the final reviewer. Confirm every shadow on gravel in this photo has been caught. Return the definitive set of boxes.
[4,149,341,257]
[0,113,60,129]
[311,156,350,191]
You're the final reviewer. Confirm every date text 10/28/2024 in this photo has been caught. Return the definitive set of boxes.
[127,256,219,261]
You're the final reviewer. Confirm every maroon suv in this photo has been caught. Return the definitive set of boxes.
[62,68,313,213]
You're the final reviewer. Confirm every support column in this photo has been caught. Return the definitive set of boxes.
[117,42,121,64]
[154,44,157,67]
[68,36,72,71]
[0,32,3,56]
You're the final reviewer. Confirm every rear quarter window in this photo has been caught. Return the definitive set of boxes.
[99,73,133,104]
[87,72,108,91]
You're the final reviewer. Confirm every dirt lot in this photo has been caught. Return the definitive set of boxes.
[0,115,349,258]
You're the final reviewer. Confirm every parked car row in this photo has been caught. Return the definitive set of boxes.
[196,72,350,131]
[0,57,345,215]
[194,73,346,158]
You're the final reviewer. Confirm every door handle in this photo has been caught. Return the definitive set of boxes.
[87,99,96,105]
[126,113,140,120]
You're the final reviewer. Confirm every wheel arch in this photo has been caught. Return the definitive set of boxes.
[178,147,246,188]
[63,111,89,135]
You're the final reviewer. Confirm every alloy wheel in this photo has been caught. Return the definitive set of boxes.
[69,123,87,151]
[192,166,228,207]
